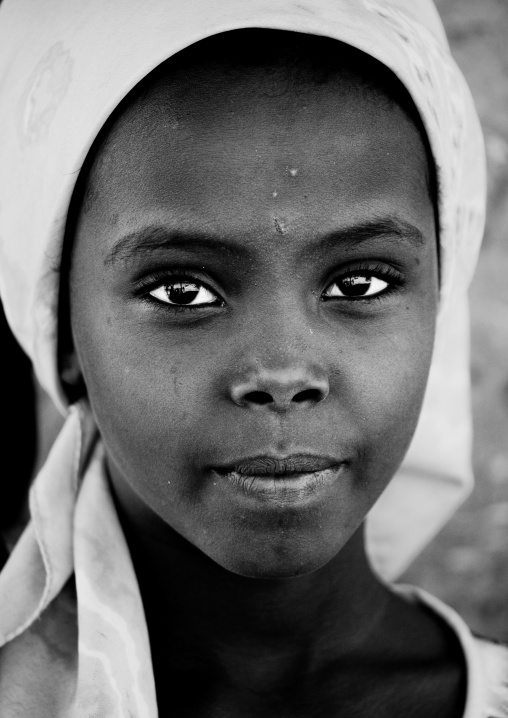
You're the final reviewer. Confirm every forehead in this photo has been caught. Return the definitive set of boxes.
[77,33,434,258]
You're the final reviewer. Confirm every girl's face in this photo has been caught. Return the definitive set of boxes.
[69,58,438,578]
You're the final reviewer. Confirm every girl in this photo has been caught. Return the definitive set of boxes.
[0,1,506,716]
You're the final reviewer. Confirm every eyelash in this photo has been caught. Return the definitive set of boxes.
[322,262,404,304]
[136,263,404,312]
[137,270,224,312]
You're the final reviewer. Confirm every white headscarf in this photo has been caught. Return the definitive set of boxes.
[0,0,485,578]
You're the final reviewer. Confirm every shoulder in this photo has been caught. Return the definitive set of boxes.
[473,635,508,717]
[392,584,508,717]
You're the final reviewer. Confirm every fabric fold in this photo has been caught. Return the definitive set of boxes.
[73,443,157,717]
[0,405,80,645]
[0,401,97,647]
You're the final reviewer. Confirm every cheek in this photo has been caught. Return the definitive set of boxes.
[76,315,213,474]
[75,297,434,494]
[342,309,436,482]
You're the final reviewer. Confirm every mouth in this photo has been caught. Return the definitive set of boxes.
[211,454,346,502]
[214,454,341,477]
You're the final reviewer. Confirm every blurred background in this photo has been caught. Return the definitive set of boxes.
[1,0,507,638]
[402,0,508,640]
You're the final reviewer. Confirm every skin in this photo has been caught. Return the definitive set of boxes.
[65,38,464,718]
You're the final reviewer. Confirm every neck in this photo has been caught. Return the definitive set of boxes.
[118,506,390,691]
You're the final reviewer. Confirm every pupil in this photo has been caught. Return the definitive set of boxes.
[341,275,371,296]
[168,282,199,305]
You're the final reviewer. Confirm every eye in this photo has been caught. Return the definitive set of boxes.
[150,280,219,307]
[323,273,390,299]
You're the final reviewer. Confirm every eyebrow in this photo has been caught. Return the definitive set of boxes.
[104,217,425,267]
[104,225,249,267]
[311,217,425,257]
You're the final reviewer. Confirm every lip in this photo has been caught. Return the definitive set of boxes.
[211,454,345,503]
[213,454,341,477]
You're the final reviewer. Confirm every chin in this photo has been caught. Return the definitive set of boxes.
[211,537,344,580]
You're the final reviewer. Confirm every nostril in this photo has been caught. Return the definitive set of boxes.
[231,375,329,409]
[243,390,273,405]
[293,388,323,404]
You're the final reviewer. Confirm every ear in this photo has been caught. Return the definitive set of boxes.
[60,345,87,403]
[60,348,82,385]
[57,259,87,403]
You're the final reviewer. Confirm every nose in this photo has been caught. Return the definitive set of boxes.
[230,366,329,412]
